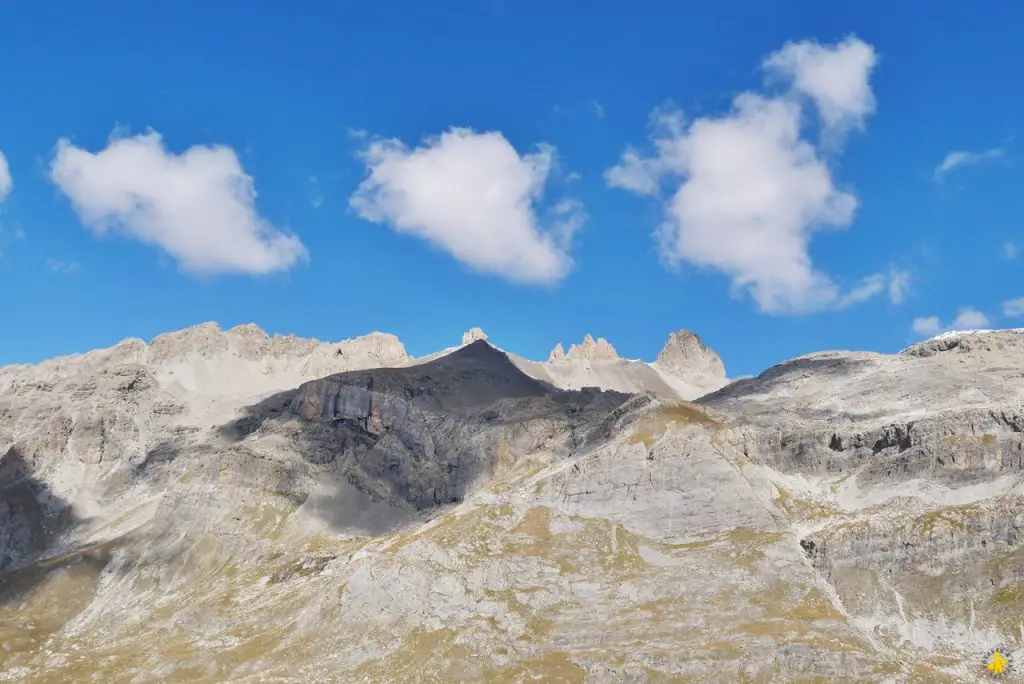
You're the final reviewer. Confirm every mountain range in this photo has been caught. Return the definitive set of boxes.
[1,323,1022,682]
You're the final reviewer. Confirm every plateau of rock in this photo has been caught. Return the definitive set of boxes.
[1,323,1022,682]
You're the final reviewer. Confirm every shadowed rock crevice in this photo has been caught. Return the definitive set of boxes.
[0,445,86,609]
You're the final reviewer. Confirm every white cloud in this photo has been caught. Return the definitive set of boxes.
[605,37,883,315]
[604,147,662,196]
[350,127,584,284]
[835,276,886,309]
[592,101,605,119]
[953,307,990,328]
[933,147,1003,180]
[1002,297,1024,318]
[911,316,942,337]
[887,269,911,304]
[49,130,307,276]
[1005,240,1019,260]
[912,307,991,337]
[0,151,12,203]
[834,268,910,309]
[763,36,878,141]
[347,127,368,140]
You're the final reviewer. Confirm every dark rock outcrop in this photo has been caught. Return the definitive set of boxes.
[225,341,637,511]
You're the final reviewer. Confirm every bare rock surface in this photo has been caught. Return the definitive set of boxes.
[413,328,729,400]
[508,330,729,401]
[460,327,488,345]
[654,329,726,386]
[1,324,1023,682]
[564,334,619,362]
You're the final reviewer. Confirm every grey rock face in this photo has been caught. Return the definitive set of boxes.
[3,324,1024,682]
[654,328,726,382]
[227,341,635,513]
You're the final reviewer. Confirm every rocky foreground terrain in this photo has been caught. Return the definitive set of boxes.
[1,323,1023,682]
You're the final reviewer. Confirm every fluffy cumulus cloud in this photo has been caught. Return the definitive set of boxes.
[604,37,891,315]
[933,147,1003,181]
[910,316,942,337]
[49,131,307,276]
[350,127,584,284]
[954,308,993,329]
[763,36,878,141]
[0,151,11,203]
[912,307,991,337]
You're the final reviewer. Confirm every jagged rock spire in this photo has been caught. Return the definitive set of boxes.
[655,329,725,380]
[461,327,489,345]
[564,334,619,362]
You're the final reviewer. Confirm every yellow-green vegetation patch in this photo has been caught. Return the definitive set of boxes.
[903,503,993,536]
[489,453,549,495]
[240,500,296,540]
[661,537,718,552]
[482,587,572,641]
[383,504,498,555]
[773,486,841,522]
[0,552,110,661]
[483,651,587,683]
[905,663,967,683]
[991,581,1024,605]
[489,502,518,520]
[505,506,555,557]
[556,556,578,574]
[502,507,651,578]
[351,628,478,682]
[749,583,843,622]
[208,627,291,679]
[711,582,866,658]
[916,510,968,534]
[718,527,787,569]
[692,639,744,660]
[300,534,368,556]
[627,596,696,629]
[943,433,1001,450]
[627,402,722,448]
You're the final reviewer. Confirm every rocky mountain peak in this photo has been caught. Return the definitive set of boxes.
[547,343,566,362]
[461,327,489,345]
[144,322,409,366]
[654,329,726,381]
[563,334,619,362]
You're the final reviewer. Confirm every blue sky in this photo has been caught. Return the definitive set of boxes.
[0,1,1021,377]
